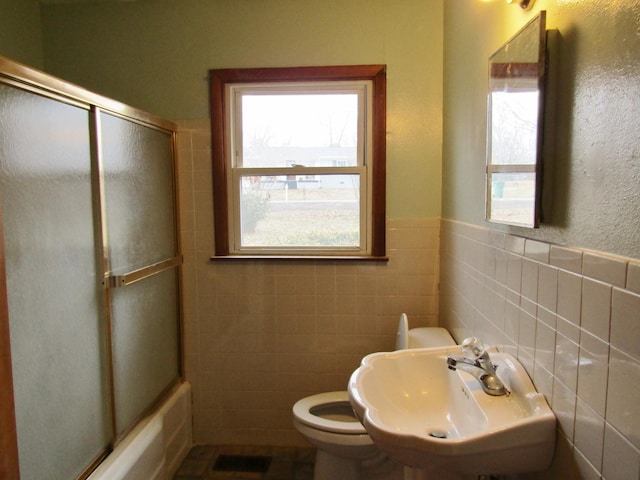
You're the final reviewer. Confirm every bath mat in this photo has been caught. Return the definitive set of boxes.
[212,454,272,473]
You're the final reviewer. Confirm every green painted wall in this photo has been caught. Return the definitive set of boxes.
[5,0,639,258]
[40,0,443,219]
[443,0,640,260]
[0,0,44,69]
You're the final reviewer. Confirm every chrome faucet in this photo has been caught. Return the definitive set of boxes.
[446,337,508,396]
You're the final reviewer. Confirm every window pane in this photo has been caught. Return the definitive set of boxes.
[241,94,358,168]
[239,174,360,247]
[490,90,539,165]
[489,171,536,226]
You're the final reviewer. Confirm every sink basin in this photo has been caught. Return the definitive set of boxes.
[348,346,556,475]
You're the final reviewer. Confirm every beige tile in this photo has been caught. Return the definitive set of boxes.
[534,318,556,374]
[504,234,525,255]
[574,447,603,480]
[335,275,357,295]
[191,129,211,152]
[391,249,428,275]
[386,225,438,250]
[355,295,377,316]
[524,238,550,263]
[375,274,397,295]
[316,314,337,334]
[296,297,317,316]
[489,229,506,249]
[574,399,605,471]
[550,245,582,274]
[577,330,609,416]
[518,309,537,364]
[557,270,582,326]
[495,248,508,284]
[521,258,539,303]
[627,261,640,295]
[315,295,337,316]
[506,252,522,294]
[466,223,491,244]
[602,422,640,480]
[335,294,357,315]
[581,278,611,341]
[606,348,640,450]
[611,288,640,360]
[504,300,520,343]
[555,332,579,393]
[538,263,559,312]
[480,243,496,279]
[387,217,430,229]
[582,251,627,288]
[315,274,336,295]
[552,378,577,441]
[394,274,429,296]
[375,295,403,316]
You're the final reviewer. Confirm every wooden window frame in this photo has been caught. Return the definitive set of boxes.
[209,65,387,260]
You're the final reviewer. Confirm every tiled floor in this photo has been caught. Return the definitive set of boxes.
[173,445,315,480]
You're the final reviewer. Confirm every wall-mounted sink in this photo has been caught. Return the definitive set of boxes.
[348,345,556,477]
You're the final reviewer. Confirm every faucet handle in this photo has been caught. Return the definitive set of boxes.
[461,337,485,359]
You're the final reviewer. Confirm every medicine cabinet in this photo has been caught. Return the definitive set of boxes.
[486,11,550,228]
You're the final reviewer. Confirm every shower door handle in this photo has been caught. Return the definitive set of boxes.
[107,255,182,288]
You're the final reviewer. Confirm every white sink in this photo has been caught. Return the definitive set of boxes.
[348,346,556,476]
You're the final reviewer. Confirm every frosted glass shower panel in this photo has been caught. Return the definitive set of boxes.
[100,112,177,273]
[0,85,111,480]
[111,268,180,435]
[99,111,181,435]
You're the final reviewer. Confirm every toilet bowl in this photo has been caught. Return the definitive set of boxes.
[293,391,381,480]
[292,314,456,480]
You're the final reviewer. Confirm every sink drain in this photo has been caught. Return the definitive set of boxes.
[428,430,448,439]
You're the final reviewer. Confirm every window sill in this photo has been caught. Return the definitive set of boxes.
[209,255,389,262]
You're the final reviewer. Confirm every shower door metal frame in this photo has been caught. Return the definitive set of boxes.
[0,55,184,480]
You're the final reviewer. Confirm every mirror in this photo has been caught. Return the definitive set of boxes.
[486,11,548,228]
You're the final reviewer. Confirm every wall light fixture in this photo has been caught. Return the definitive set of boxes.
[507,0,535,10]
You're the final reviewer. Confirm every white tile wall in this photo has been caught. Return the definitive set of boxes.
[440,219,640,480]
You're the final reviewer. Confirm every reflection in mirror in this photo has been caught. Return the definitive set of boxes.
[486,11,547,228]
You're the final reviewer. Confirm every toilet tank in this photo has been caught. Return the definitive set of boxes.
[395,313,456,350]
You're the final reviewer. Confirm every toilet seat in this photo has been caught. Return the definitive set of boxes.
[293,391,367,435]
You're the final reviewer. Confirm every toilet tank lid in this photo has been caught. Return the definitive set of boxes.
[407,328,456,348]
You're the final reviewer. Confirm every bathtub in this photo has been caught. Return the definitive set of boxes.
[88,382,192,480]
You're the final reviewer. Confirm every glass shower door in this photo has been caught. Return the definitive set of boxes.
[0,85,112,480]
[99,111,181,435]
[0,57,182,478]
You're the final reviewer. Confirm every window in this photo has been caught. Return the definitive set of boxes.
[209,65,386,258]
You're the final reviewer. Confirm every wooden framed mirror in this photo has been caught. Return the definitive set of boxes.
[486,11,548,228]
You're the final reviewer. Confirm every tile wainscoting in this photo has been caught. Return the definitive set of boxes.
[176,119,441,446]
[175,118,638,477]
[440,219,640,480]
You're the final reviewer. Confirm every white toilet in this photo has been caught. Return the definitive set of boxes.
[292,314,456,480]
